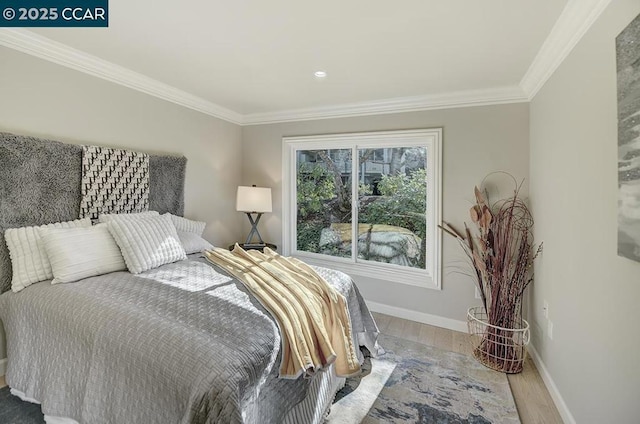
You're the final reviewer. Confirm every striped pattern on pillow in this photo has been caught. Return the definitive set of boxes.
[107,214,187,274]
[41,224,127,284]
[5,218,93,292]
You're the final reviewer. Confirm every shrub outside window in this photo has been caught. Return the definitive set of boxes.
[283,129,442,289]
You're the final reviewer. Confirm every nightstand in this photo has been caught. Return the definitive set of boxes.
[229,243,277,252]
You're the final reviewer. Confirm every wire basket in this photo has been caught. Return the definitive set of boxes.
[467,307,530,374]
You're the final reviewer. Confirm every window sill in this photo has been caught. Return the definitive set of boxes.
[293,251,441,290]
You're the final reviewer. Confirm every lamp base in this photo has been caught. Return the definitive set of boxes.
[244,212,265,245]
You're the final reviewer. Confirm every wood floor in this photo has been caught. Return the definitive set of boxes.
[372,312,563,424]
[0,313,562,423]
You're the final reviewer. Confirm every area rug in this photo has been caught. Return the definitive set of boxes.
[0,334,519,424]
[327,334,520,423]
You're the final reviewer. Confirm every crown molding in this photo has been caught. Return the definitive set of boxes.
[242,86,528,125]
[520,0,613,100]
[0,29,243,124]
[0,0,610,128]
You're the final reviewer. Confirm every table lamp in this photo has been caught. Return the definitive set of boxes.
[236,185,272,247]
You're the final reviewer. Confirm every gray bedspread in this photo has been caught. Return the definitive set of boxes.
[0,255,379,424]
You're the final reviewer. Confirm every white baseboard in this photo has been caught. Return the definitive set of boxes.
[366,301,468,333]
[0,358,6,377]
[528,344,575,424]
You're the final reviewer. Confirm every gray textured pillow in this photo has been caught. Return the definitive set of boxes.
[107,214,187,274]
[166,213,206,236]
[177,231,213,254]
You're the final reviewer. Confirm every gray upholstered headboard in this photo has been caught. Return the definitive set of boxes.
[0,131,187,293]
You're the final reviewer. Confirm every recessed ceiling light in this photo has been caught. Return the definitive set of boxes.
[314,71,327,78]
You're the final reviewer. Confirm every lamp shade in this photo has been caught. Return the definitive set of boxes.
[236,186,272,213]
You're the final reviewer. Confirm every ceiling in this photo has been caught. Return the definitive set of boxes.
[23,0,569,121]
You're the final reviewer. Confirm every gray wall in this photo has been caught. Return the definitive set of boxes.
[6,8,637,420]
[242,103,530,323]
[0,47,244,364]
[529,0,640,422]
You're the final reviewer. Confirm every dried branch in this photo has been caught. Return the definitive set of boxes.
[440,174,542,328]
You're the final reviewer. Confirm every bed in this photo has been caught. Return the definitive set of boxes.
[0,132,381,423]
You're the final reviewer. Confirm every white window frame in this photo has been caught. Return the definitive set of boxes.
[282,129,442,290]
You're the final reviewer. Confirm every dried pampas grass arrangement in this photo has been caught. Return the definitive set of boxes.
[441,173,542,373]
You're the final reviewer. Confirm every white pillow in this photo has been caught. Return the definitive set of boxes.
[107,214,187,274]
[41,224,127,284]
[98,211,159,223]
[166,213,206,236]
[5,218,92,292]
[177,231,213,254]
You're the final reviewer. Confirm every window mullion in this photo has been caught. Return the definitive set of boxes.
[289,145,297,255]
[351,145,358,263]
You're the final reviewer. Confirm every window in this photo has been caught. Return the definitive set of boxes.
[283,129,442,289]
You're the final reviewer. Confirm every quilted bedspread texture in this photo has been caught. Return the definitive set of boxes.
[0,255,378,423]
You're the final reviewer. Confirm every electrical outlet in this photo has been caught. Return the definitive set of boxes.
[543,300,549,319]
[547,320,554,340]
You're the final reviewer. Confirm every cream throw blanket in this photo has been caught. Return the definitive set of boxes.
[204,245,361,379]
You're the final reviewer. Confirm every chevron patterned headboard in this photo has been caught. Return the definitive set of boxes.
[79,145,151,220]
